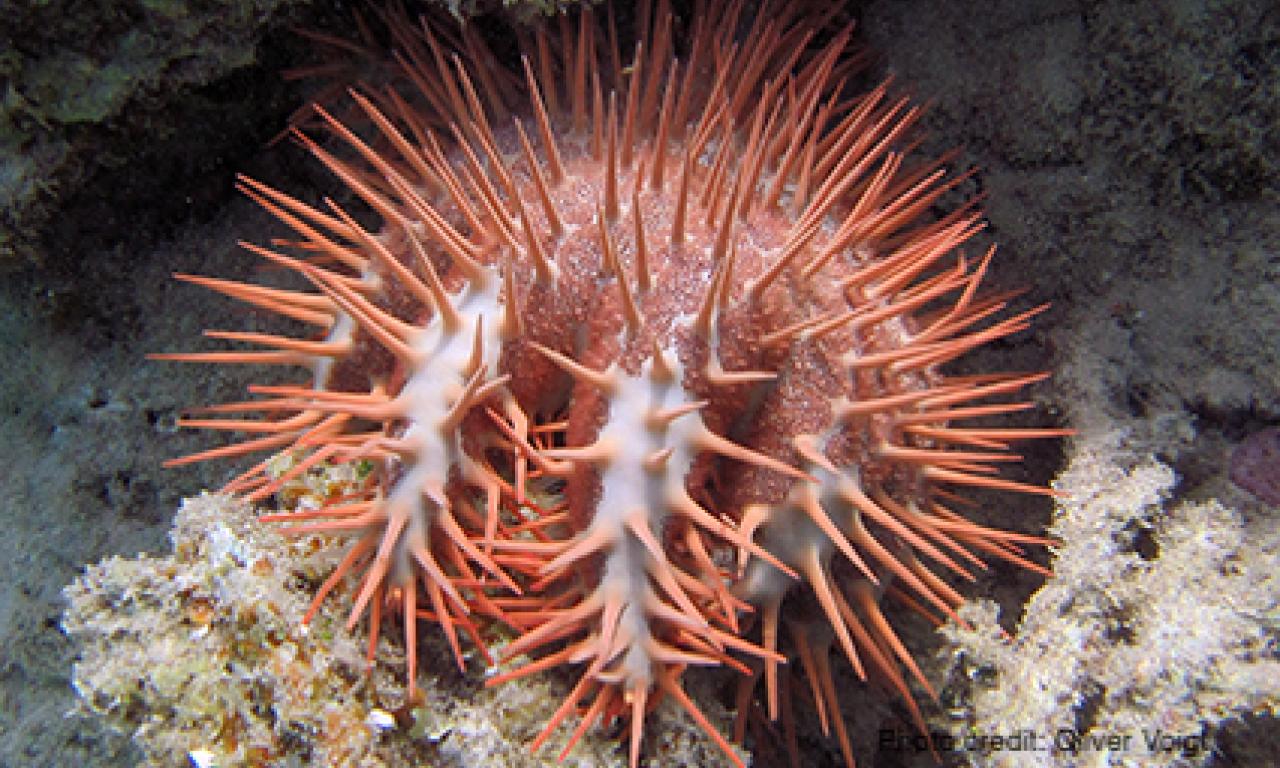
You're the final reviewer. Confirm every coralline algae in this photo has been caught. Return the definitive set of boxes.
[1229,426,1280,505]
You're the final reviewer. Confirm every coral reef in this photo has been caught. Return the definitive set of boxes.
[64,492,738,767]
[917,162,1280,766]
[937,428,1280,767]
[27,1,1279,767]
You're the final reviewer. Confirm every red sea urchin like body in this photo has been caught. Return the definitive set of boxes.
[154,2,1069,765]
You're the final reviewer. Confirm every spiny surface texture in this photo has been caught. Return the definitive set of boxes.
[155,2,1065,765]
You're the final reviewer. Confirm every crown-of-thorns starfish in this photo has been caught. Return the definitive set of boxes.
[153,1,1069,765]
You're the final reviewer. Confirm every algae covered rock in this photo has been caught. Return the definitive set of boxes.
[0,0,305,269]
